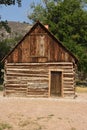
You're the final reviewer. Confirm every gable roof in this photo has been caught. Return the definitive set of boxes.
[1,21,78,63]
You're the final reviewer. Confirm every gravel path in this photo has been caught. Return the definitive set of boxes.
[0,92,87,130]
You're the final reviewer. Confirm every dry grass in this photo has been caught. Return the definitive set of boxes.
[76,86,87,93]
[0,122,12,130]
[0,85,3,91]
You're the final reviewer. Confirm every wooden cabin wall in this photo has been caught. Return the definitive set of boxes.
[4,62,75,97]
[7,25,75,64]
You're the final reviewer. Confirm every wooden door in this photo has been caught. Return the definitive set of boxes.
[51,71,62,96]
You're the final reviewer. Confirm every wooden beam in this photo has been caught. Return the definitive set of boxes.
[7,62,73,66]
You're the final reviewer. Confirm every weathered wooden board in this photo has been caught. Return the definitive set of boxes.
[6,24,76,64]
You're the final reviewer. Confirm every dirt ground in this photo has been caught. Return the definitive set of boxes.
[0,92,87,130]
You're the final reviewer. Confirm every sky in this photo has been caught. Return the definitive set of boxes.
[0,0,41,23]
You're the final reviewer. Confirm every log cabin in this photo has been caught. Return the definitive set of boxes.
[2,21,78,97]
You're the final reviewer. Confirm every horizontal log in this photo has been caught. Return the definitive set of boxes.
[6,67,73,73]
[27,83,48,88]
[27,91,48,94]
[5,84,27,87]
[63,70,74,73]
[7,74,48,78]
[6,64,73,69]
[6,67,73,72]
[64,88,74,91]
[63,81,74,84]
[7,68,47,72]
[7,62,73,66]
[26,95,48,97]
[7,66,73,69]
[64,82,75,85]
[27,88,48,91]
[27,82,48,85]
[5,84,48,88]
[26,89,48,93]
[27,86,48,89]
[63,83,74,85]
[27,93,48,96]
[6,65,47,69]
[6,68,48,71]
[7,71,48,75]
[5,85,27,88]
[6,81,27,84]
[63,73,73,75]
[6,91,26,95]
[63,81,74,83]
[5,90,15,92]
[63,75,74,78]
[6,77,48,83]
[6,69,73,75]
[64,91,74,94]
[63,85,74,87]
[63,78,74,80]
[6,87,27,90]
[27,89,48,93]
[49,66,73,69]
[5,79,48,86]
[63,86,74,89]
[6,89,48,94]
[27,77,48,80]
[7,75,48,80]
[63,72,74,75]
[6,74,48,78]
[6,74,48,80]
[6,90,26,93]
